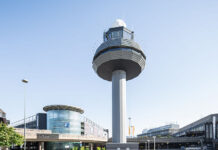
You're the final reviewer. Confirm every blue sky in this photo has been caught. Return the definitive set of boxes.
[0,0,218,135]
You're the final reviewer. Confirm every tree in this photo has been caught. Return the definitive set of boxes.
[0,123,23,149]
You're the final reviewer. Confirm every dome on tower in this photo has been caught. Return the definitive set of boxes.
[111,19,127,28]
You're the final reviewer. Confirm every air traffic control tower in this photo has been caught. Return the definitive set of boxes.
[92,19,146,148]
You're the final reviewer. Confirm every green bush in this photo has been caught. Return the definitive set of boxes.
[97,147,101,150]
[85,147,89,150]
[73,147,79,150]
[0,123,23,148]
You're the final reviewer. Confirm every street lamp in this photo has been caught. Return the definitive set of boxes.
[147,140,150,150]
[153,136,156,150]
[22,79,28,150]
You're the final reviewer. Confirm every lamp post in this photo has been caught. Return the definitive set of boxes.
[22,79,28,150]
[147,140,150,150]
[153,136,156,150]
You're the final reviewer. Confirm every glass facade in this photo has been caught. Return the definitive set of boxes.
[47,110,82,135]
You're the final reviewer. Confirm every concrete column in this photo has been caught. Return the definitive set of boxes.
[213,116,216,150]
[39,142,41,150]
[112,70,126,143]
[38,142,44,150]
[213,116,216,139]
[89,143,93,150]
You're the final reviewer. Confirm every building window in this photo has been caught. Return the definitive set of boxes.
[111,31,122,39]
[205,124,209,139]
[123,31,132,40]
[47,110,82,135]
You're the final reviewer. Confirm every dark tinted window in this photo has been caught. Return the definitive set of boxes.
[111,31,122,39]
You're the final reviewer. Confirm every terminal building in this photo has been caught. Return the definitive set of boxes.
[132,114,218,150]
[174,114,218,140]
[0,108,10,124]
[138,123,179,137]
[11,106,218,150]
[12,105,108,150]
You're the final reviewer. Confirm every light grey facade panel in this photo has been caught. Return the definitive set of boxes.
[94,38,144,60]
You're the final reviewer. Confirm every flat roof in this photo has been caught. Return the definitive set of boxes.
[174,113,218,136]
[43,105,84,114]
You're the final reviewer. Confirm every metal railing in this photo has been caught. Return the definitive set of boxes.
[11,114,36,127]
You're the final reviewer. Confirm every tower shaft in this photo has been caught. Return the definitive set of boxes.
[112,70,126,143]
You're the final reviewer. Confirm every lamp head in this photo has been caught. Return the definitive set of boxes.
[22,79,28,83]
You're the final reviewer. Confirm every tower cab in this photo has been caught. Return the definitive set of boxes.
[103,26,134,42]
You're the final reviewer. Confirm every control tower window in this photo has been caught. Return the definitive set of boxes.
[111,31,122,39]
[104,30,133,41]
[123,31,132,40]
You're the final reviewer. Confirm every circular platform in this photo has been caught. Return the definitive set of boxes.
[43,105,84,114]
[93,39,146,81]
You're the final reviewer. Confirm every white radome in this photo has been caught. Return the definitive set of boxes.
[111,19,127,28]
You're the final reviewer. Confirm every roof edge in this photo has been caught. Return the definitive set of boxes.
[43,105,84,114]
